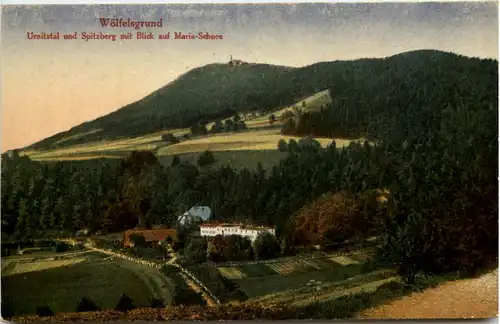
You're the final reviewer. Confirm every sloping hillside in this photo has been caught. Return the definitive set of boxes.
[25,50,497,151]
[27,62,321,150]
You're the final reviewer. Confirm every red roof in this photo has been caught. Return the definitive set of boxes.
[123,229,176,245]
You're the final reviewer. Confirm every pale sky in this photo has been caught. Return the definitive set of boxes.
[1,3,498,152]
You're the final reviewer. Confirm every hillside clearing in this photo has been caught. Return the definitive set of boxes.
[22,89,333,162]
[157,129,342,156]
[250,89,332,123]
[204,89,332,129]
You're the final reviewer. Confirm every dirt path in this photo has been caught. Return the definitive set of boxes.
[165,244,219,306]
[358,269,498,319]
[165,244,178,264]
[179,272,218,307]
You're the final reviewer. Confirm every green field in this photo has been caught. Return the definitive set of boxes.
[214,250,398,306]
[21,90,337,164]
[1,250,174,316]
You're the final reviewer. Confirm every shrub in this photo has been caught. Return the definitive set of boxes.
[253,232,281,260]
[223,235,253,261]
[36,305,54,317]
[171,155,181,166]
[52,242,69,253]
[149,297,165,308]
[297,136,321,152]
[129,234,146,248]
[197,150,216,167]
[288,139,299,153]
[277,139,288,152]
[184,237,208,264]
[1,300,14,319]
[171,273,207,306]
[268,114,277,125]
[115,294,135,312]
[290,191,359,246]
[161,133,179,144]
[76,297,99,312]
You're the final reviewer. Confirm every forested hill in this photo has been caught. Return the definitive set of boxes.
[282,49,498,141]
[27,50,497,150]
[27,62,307,150]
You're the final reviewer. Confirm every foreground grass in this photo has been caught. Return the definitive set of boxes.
[1,252,154,316]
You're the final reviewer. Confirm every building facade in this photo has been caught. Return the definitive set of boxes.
[200,223,275,242]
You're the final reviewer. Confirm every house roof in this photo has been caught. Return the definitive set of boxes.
[124,229,176,242]
[177,206,211,223]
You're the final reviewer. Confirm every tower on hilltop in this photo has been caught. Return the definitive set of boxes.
[229,55,244,67]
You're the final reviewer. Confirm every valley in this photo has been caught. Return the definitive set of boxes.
[2,48,498,321]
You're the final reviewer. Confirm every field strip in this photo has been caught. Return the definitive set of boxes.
[30,155,121,161]
[218,267,247,280]
[251,269,396,304]
[329,255,362,266]
[291,276,401,307]
[2,257,89,276]
[23,89,334,160]
[217,248,374,269]
[4,249,96,262]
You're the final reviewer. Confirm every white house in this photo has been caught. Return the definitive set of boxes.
[200,223,275,242]
[177,206,212,226]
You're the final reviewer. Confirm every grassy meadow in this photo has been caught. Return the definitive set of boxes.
[1,250,174,316]
[156,129,343,155]
[21,90,337,168]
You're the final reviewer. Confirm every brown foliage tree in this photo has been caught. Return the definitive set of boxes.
[290,191,360,247]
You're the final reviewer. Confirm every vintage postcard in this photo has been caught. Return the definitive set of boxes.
[1,1,498,321]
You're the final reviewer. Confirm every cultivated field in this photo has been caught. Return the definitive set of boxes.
[204,89,331,130]
[22,89,335,164]
[213,250,399,306]
[1,250,174,316]
[157,129,340,156]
